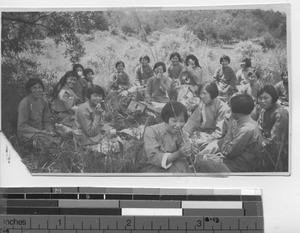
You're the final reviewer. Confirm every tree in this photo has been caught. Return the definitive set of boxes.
[2,11,109,63]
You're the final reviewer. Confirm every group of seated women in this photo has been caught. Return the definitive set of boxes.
[16,53,289,173]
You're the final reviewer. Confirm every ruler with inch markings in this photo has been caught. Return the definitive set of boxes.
[0,187,264,233]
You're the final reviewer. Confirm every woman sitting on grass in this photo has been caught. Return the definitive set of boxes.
[109,61,131,97]
[74,85,120,154]
[183,82,230,147]
[213,55,237,102]
[179,54,203,86]
[195,94,262,173]
[257,85,289,172]
[18,78,58,147]
[51,71,81,128]
[167,52,184,80]
[135,55,154,86]
[141,101,192,173]
[84,68,95,88]
[73,64,88,103]
[145,62,172,105]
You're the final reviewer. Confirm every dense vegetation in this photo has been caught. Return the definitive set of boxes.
[1,9,288,173]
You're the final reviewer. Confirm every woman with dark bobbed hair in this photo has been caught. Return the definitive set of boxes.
[195,94,262,173]
[18,78,58,146]
[72,63,88,103]
[257,85,289,172]
[213,55,237,101]
[51,71,81,128]
[236,57,252,85]
[167,52,184,80]
[145,62,172,104]
[109,61,131,96]
[183,81,230,146]
[141,101,192,173]
[134,55,154,86]
[179,54,203,86]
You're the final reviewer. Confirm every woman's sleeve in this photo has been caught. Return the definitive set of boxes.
[229,68,237,88]
[269,110,289,144]
[134,67,141,85]
[60,90,75,110]
[187,67,203,84]
[143,126,170,168]
[75,107,103,137]
[124,73,131,89]
[145,78,153,102]
[183,104,202,136]
[210,103,230,140]
[17,99,38,139]
[221,126,254,159]
[43,101,54,132]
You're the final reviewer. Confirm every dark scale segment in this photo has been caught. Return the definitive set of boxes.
[1,194,25,199]
[60,208,122,215]
[133,195,160,200]
[6,199,58,207]
[160,195,187,201]
[241,196,262,201]
[26,194,51,199]
[50,194,78,199]
[6,207,60,215]
[105,194,132,200]
[79,194,104,199]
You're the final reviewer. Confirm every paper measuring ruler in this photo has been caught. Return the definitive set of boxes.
[0,187,263,233]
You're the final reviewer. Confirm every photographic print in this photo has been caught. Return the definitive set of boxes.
[0,4,290,175]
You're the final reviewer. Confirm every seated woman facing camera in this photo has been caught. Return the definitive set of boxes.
[51,71,81,128]
[196,94,262,173]
[183,82,230,148]
[74,85,121,154]
[18,78,59,147]
[145,62,172,111]
[141,101,193,173]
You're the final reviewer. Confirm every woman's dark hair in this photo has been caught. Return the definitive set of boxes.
[220,55,230,64]
[170,52,182,62]
[247,70,260,79]
[257,85,279,103]
[84,68,94,77]
[161,101,188,124]
[72,64,84,79]
[230,94,254,115]
[25,78,45,93]
[242,58,252,68]
[153,62,166,73]
[115,61,125,69]
[185,54,201,68]
[200,82,219,99]
[51,71,77,101]
[86,85,105,100]
[139,55,150,63]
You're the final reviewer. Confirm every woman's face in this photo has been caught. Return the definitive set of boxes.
[240,61,246,68]
[171,56,179,65]
[200,88,212,105]
[166,113,185,134]
[66,76,77,89]
[116,64,124,73]
[154,65,164,76]
[249,74,258,85]
[258,92,273,110]
[76,67,83,77]
[221,59,229,67]
[30,83,44,99]
[89,93,103,107]
[188,59,196,68]
[86,72,94,82]
[141,58,149,66]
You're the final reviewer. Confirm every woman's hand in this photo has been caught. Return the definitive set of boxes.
[179,143,192,157]
[95,103,104,115]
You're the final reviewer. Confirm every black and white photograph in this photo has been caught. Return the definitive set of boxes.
[1,4,290,174]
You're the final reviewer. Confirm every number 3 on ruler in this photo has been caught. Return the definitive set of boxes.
[197,219,202,227]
